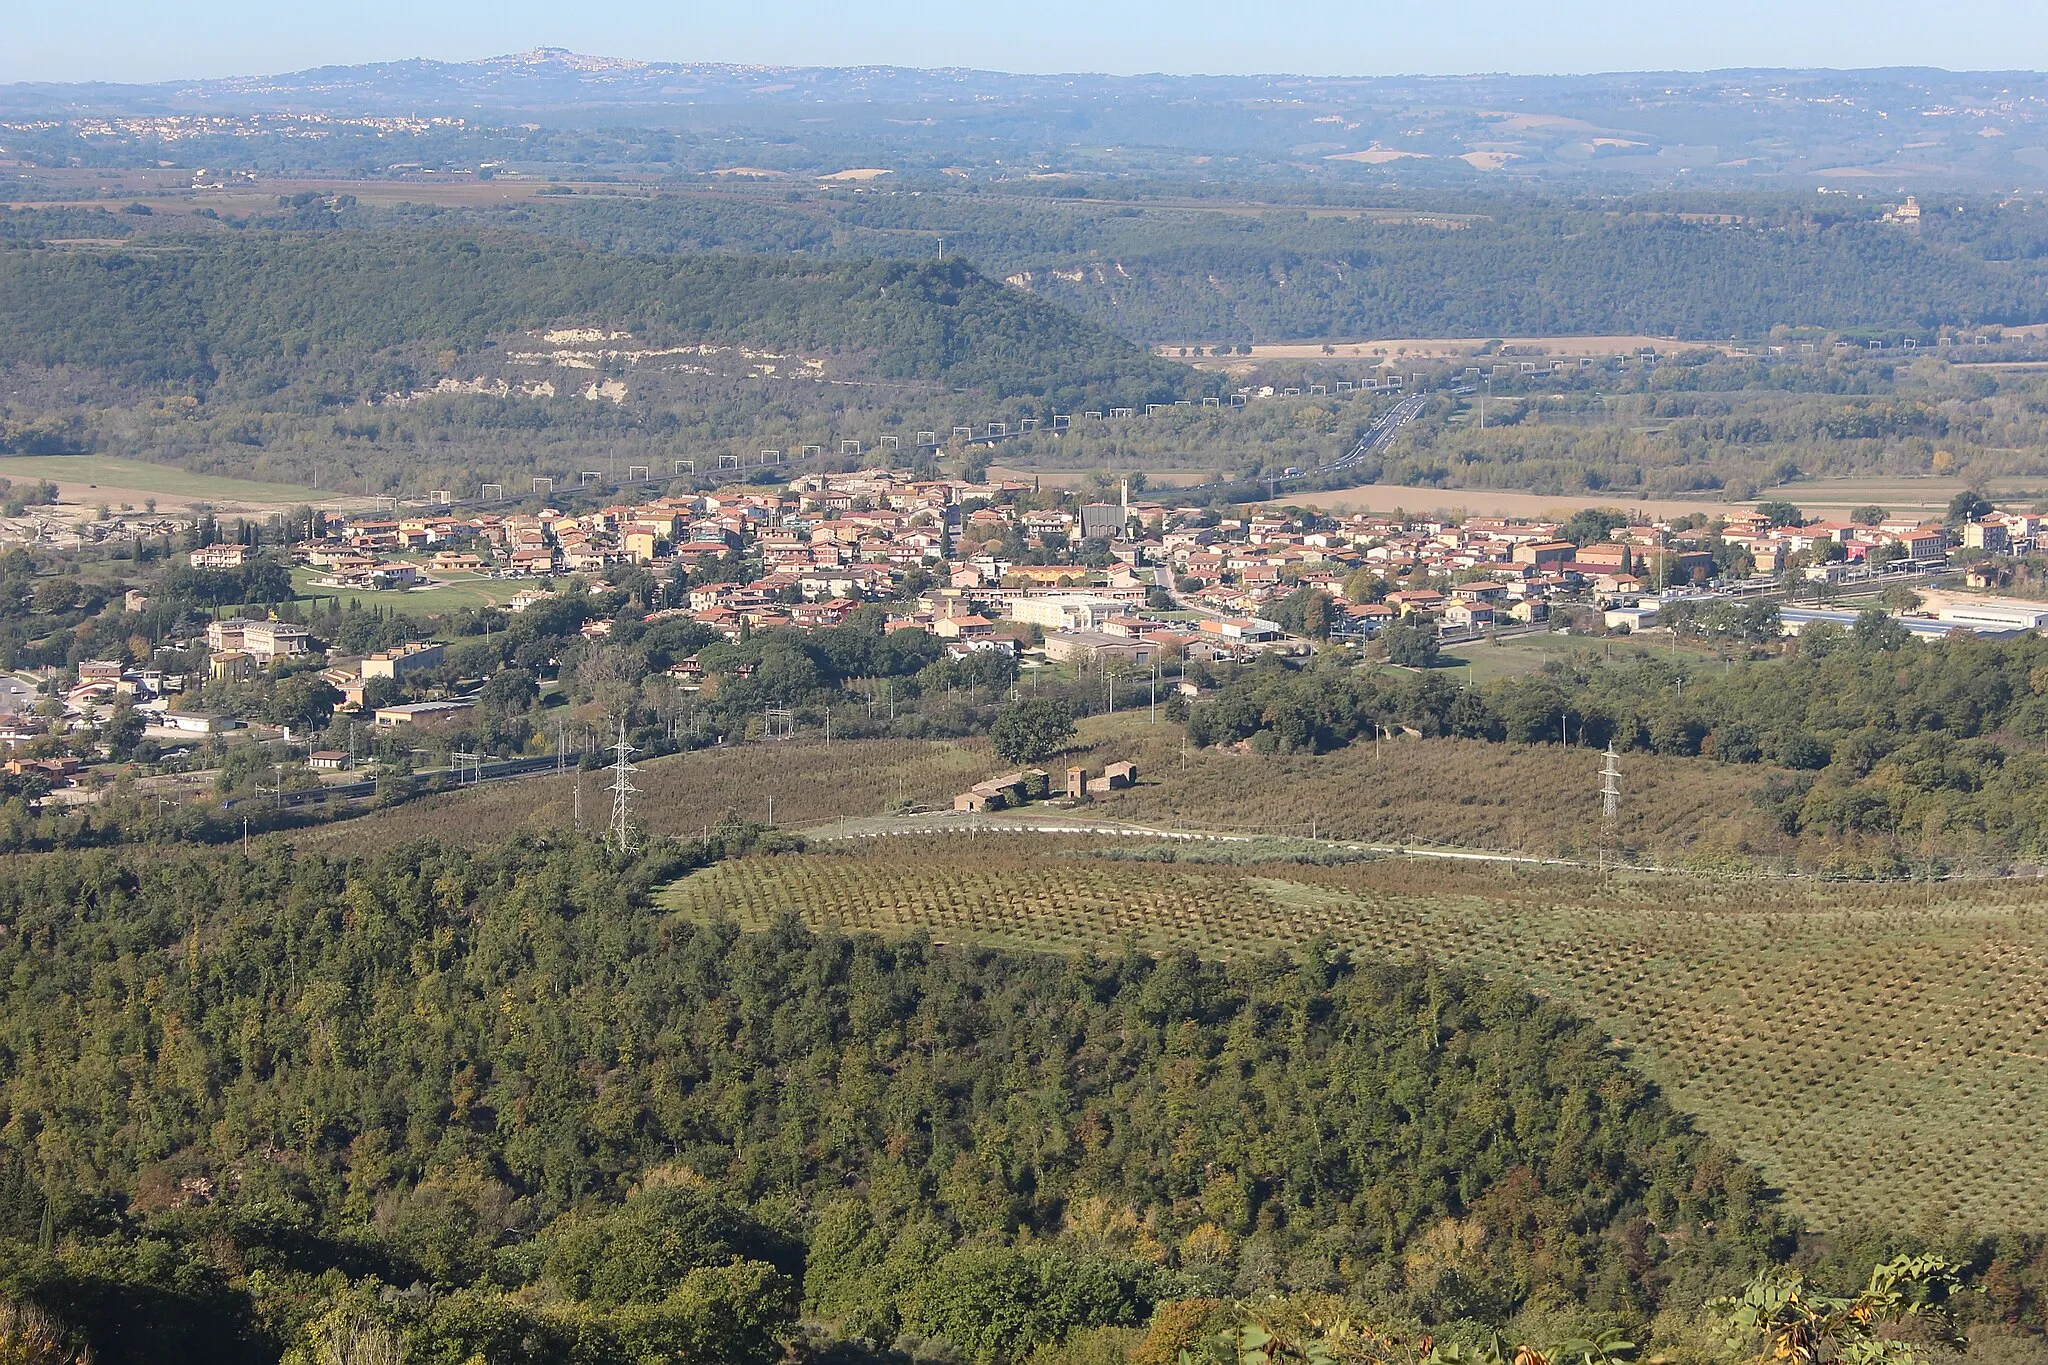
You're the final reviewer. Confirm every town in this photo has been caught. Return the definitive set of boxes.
[0,455,2033,820]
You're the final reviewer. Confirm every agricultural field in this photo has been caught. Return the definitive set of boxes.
[0,454,329,511]
[312,717,1781,867]
[298,734,994,853]
[1076,726,1781,865]
[663,832,2048,1234]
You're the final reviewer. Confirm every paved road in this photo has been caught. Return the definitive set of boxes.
[1328,391,1429,473]
[0,673,35,717]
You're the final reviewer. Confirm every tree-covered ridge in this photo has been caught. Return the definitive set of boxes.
[317,191,2048,342]
[0,835,1789,1361]
[0,232,1198,404]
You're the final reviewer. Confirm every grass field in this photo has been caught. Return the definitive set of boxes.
[1440,630,1734,685]
[291,568,532,617]
[299,735,995,854]
[346,715,1779,867]
[0,455,327,509]
[663,834,2048,1234]
[1070,722,1779,865]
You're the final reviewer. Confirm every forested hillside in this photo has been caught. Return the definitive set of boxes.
[0,835,1791,1363]
[0,232,1195,405]
[343,191,2048,342]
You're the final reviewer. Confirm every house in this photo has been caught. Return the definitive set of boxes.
[1384,590,1446,616]
[932,614,997,639]
[1007,595,1124,631]
[189,544,249,570]
[372,699,477,728]
[1443,602,1495,629]
[951,769,1048,812]
[1898,526,1949,564]
[1512,540,1575,567]
[360,641,445,681]
[1965,520,2011,554]
[77,660,124,685]
[209,651,254,682]
[153,712,238,735]
[307,751,350,771]
[205,618,309,662]
[5,757,78,785]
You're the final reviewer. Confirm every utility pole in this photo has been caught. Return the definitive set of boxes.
[1600,743,1621,822]
[607,717,639,853]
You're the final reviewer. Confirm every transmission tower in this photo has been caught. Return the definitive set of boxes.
[607,718,640,853]
[1599,742,1621,822]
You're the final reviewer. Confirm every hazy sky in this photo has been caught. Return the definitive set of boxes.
[7,0,2048,85]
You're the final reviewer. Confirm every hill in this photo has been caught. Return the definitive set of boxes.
[15,53,2048,188]
[667,831,2048,1236]
[0,232,1196,406]
[0,835,1794,1363]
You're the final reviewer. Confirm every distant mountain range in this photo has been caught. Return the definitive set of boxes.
[8,49,2048,187]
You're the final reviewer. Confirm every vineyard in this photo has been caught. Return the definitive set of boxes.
[299,736,992,852]
[663,834,2048,1233]
[1081,730,1782,864]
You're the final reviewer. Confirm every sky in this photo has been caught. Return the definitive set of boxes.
[5,0,2048,85]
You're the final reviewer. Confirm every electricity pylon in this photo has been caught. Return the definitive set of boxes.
[607,718,639,853]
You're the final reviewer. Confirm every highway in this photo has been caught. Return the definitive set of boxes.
[1326,391,1429,475]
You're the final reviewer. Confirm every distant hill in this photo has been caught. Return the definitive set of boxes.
[0,233,1196,407]
[9,51,2048,187]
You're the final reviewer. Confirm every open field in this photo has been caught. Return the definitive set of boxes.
[1767,476,1978,520]
[297,735,995,854]
[1437,630,1732,684]
[1067,723,1779,864]
[663,833,2048,1233]
[334,714,1775,866]
[1264,483,1751,520]
[290,567,533,617]
[1178,334,1688,366]
[0,454,333,513]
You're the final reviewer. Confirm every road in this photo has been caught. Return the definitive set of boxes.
[1327,391,1429,474]
[800,809,1676,873]
[0,673,35,717]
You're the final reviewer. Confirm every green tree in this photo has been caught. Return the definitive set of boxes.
[269,673,341,731]
[1946,491,1994,525]
[478,667,539,714]
[991,697,1075,764]
[1381,617,1441,669]
[1757,500,1805,528]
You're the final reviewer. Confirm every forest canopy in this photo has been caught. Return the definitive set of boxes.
[0,834,1793,1363]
